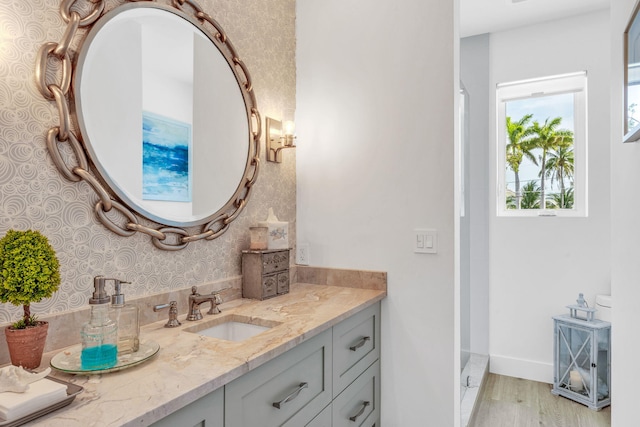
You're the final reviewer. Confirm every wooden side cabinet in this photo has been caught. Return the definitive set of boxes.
[242,249,290,300]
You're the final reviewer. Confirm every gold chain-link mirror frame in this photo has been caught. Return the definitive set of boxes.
[35,0,261,251]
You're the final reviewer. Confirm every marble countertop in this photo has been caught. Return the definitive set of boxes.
[25,282,386,426]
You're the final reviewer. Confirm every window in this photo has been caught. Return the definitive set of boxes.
[496,72,587,217]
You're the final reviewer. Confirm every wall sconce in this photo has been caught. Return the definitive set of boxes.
[266,110,296,163]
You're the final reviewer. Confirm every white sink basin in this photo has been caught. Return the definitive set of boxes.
[185,315,280,342]
[196,321,270,341]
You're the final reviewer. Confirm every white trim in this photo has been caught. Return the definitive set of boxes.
[624,125,640,142]
[496,71,587,97]
[496,71,588,217]
[489,354,553,384]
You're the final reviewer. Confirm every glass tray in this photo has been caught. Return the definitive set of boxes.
[50,341,160,375]
[0,376,83,427]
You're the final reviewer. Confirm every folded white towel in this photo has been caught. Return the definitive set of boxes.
[0,377,68,421]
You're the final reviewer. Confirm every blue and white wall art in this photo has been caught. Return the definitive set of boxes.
[142,111,192,202]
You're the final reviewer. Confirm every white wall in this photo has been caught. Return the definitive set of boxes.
[296,0,459,425]
[489,10,611,383]
[611,2,640,426]
[461,34,491,356]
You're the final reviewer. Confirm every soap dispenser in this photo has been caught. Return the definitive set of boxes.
[81,276,118,370]
[110,278,139,354]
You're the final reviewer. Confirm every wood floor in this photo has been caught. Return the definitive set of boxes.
[471,374,611,427]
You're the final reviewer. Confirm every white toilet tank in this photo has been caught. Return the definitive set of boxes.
[595,295,612,323]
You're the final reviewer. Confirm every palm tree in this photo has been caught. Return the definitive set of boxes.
[517,180,542,209]
[548,187,574,209]
[543,145,574,208]
[530,117,574,209]
[506,114,536,209]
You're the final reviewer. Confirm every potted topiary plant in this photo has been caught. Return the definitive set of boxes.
[0,229,60,369]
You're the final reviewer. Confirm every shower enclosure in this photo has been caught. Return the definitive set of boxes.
[459,85,471,377]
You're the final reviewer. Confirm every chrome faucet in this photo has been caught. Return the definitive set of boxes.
[187,286,223,321]
[153,301,182,328]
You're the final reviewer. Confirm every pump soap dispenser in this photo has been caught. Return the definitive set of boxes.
[258,207,289,250]
[110,278,139,354]
[80,276,118,370]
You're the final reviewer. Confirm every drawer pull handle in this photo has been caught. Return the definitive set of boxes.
[350,336,371,351]
[349,401,370,422]
[272,382,308,409]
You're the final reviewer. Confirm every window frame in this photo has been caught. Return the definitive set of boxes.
[496,71,588,217]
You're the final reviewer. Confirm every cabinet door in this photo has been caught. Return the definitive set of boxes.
[333,302,380,395]
[332,360,380,427]
[150,387,223,427]
[262,274,278,298]
[277,271,290,294]
[225,329,332,427]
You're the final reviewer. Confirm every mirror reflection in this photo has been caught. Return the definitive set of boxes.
[625,3,640,142]
[75,6,250,226]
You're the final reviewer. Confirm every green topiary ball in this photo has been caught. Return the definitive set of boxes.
[0,229,60,315]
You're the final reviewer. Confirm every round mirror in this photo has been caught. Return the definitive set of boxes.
[74,3,255,227]
[625,1,640,143]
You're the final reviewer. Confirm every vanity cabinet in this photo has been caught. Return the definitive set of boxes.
[331,303,380,426]
[305,404,332,427]
[153,302,381,427]
[150,386,223,427]
[333,303,380,396]
[332,360,380,427]
[242,249,290,300]
[225,328,333,427]
[225,302,380,427]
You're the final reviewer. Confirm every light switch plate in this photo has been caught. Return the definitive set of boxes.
[414,229,437,254]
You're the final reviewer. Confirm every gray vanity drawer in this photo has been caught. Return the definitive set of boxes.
[150,386,223,427]
[305,404,331,427]
[225,328,332,427]
[333,302,380,395]
[263,250,289,274]
[332,360,380,427]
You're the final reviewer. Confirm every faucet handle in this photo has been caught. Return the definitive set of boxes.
[154,301,182,328]
[207,293,223,315]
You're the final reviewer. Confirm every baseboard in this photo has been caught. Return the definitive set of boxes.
[489,354,553,384]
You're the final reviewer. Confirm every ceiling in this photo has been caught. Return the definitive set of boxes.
[460,0,610,38]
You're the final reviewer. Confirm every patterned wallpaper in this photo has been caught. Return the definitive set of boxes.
[0,0,297,323]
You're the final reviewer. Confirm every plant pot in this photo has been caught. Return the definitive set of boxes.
[5,321,49,369]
